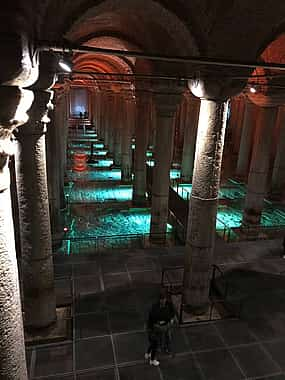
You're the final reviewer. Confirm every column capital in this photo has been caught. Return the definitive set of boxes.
[0,86,34,191]
[188,68,248,101]
[16,89,54,138]
[30,51,58,91]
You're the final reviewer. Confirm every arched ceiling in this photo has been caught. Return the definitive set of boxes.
[34,0,285,94]
[248,33,285,107]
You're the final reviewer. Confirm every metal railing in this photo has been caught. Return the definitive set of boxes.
[160,264,243,325]
[54,231,175,255]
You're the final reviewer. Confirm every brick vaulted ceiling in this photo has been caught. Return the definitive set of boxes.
[24,0,285,87]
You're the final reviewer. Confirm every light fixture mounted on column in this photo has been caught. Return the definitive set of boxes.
[58,55,73,72]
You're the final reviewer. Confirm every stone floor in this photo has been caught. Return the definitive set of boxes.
[26,238,285,379]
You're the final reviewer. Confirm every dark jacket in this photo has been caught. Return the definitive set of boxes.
[147,300,175,330]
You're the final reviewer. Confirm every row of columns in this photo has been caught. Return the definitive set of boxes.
[229,96,285,225]
[0,48,61,377]
[3,51,285,376]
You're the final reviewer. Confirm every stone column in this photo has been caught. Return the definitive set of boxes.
[95,91,102,134]
[183,98,229,312]
[121,94,134,182]
[15,85,57,328]
[149,98,156,149]
[150,85,182,240]
[113,95,122,166]
[47,105,63,241]
[181,95,200,182]
[103,93,111,147]
[270,106,285,200]
[232,95,245,155]
[107,93,116,153]
[242,107,278,226]
[100,93,106,141]
[0,86,33,379]
[133,90,150,205]
[235,100,257,179]
[182,73,248,313]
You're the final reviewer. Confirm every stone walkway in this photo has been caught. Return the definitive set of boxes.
[26,238,285,379]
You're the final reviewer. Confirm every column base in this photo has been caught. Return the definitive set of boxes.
[25,306,71,345]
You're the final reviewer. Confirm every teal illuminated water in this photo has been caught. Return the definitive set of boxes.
[67,168,121,181]
[94,150,108,156]
[66,184,133,203]
[66,208,173,239]
[89,159,113,168]
[172,183,285,230]
[170,169,181,179]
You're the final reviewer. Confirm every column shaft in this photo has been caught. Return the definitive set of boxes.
[183,99,229,311]
[133,95,149,205]
[236,101,256,179]
[150,115,174,237]
[0,172,28,378]
[243,107,278,225]
[270,106,285,199]
[0,86,33,379]
[113,96,122,166]
[16,124,56,328]
[121,97,133,182]
[181,99,200,182]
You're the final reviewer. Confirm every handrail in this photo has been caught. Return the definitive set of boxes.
[211,264,229,299]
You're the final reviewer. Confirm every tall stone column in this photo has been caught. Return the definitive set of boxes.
[95,91,102,134]
[181,95,200,182]
[183,98,229,311]
[113,95,122,166]
[107,93,115,153]
[270,106,285,200]
[47,104,63,241]
[0,86,33,380]
[150,85,182,240]
[149,98,156,149]
[121,94,134,182]
[242,107,278,226]
[182,74,248,313]
[235,100,257,179]
[15,88,57,328]
[232,95,245,155]
[104,93,111,148]
[133,90,150,205]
